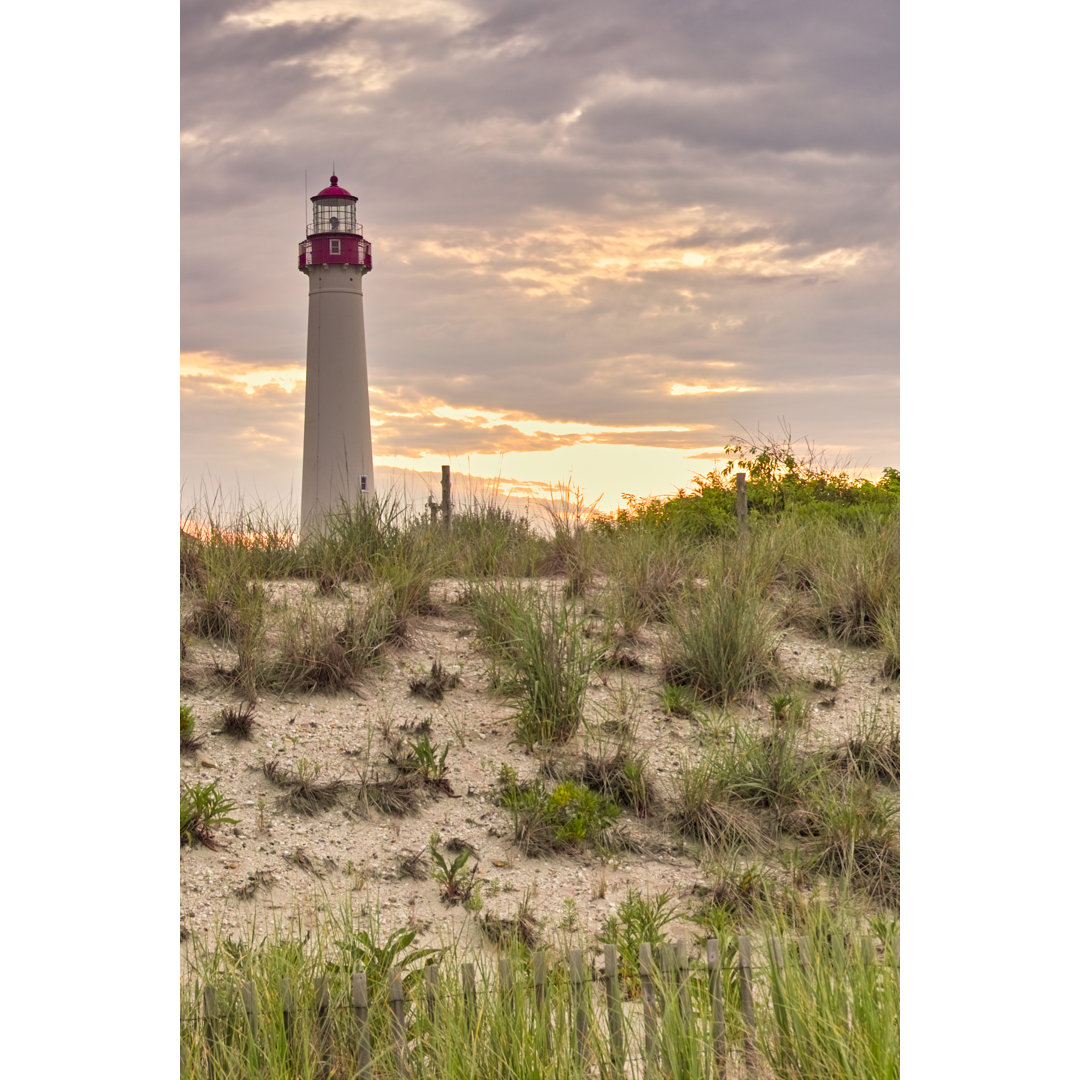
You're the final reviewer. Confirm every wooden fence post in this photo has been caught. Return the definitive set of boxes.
[639,942,659,1080]
[603,943,625,1074]
[389,969,407,1076]
[736,935,757,1071]
[241,981,258,1047]
[461,962,477,1027]
[675,940,691,1030]
[569,948,588,1070]
[351,971,372,1080]
[707,939,727,1078]
[658,943,674,1013]
[498,956,513,996]
[533,949,550,1052]
[736,472,748,534]
[315,976,332,1080]
[203,985,221,1080]
[424,964,439,1024]
[280,978,296,1071]
[768,937,794,1073]
[441,465,451,528]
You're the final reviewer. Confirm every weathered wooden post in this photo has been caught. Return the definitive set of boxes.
[389,969,407,1075]
[424,964,439,1024]
[351,971,372,1080]
[737,935,757,1071]
[533,949,551,1052]
[707,939,727,1078]
[203,985,221,1080]
[441,465,452,527]
[569,948,589,1070]
[315,976,332,1080]
[280,978,295,1069]
[639,942,659,1080]
[736,472,748,534]
[603,943,625,1074]
[675,940,691,1031]
[461,962,477,1026]
[241,981,258,1047]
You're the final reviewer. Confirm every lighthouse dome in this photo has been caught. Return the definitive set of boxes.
[312,175,358,202]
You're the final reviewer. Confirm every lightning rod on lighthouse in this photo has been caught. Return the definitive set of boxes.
[298,174,375,530]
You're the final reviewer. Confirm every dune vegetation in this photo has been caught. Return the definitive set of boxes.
[180,439,899,1078]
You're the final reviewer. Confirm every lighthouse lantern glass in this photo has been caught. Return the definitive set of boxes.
[313,199,356,235]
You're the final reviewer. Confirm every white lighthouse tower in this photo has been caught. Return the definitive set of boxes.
[298,174,375,529]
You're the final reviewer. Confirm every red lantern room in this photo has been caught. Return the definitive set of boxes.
[298,175,373,273]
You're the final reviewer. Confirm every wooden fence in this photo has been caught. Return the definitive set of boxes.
[184,932,896,1079]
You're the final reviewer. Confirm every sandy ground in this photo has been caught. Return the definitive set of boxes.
[180,577,898,963]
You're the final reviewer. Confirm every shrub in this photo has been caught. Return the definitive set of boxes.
[500,775,619,855]
[804,780,900,902]
[444,501,545,578]
[664,569,779,705]
[825,707,900,783]
[266,600,387,693]
[667,748,762,849]
[599,525,691,635]
[473,586,596,748]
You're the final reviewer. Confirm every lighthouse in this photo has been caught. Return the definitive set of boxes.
[298,174,375,529]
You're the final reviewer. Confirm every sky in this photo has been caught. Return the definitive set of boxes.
[181,0,899,516]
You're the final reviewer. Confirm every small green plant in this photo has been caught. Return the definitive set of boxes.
[599,888,680,994]
[332,923,439,1001]
[813,655,849,691]
[180,704,203,754]
[429,832,479,905]
[180,780,236,849]
[660,682,699,719]
[769,690,809,727]
[557,897,579,932]
[400,734,452,791]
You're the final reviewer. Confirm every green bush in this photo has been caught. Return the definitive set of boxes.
[499,772,619,855]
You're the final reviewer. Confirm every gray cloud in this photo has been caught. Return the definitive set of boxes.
[181,0,898,505]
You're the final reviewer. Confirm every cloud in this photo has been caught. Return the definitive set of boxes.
[181,0,898,509]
